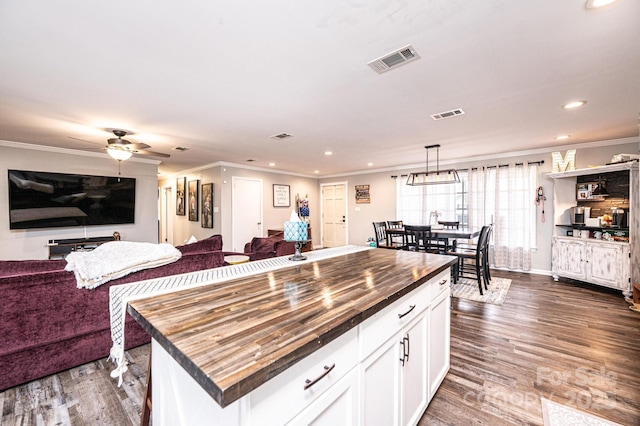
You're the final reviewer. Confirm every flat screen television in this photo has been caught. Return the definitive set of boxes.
[8,170,136,230]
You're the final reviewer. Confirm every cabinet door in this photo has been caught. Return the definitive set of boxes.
[552,238,586,280]
[428,286,450,401]
[360,336,401,426]
[587,243,628,290]
[401,310,429,426]
[288,369,358,426]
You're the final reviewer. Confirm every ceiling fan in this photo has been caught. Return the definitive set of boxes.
[70,129,170,161]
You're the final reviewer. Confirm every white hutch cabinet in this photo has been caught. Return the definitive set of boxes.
[548,162,638,297]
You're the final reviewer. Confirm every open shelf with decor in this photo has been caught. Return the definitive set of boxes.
[548,161,638,297]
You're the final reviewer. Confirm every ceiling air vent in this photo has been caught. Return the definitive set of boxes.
[430,108,465,121]
[271,132,293,140]
[368,45,420,74]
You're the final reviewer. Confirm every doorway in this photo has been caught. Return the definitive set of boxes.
[321,182,347,247]
[231,177,263,252]
[160,186,173,245]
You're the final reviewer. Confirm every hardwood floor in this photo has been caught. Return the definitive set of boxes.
[1,271,639,425]
[422,271,640,426]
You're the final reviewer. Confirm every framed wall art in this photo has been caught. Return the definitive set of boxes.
[188,179,199,221]
[355,184,370,204]
[273,184,290,207]
[201,183,213,228]
[176,177,186,215]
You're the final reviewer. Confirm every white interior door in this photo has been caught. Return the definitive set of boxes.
[321,183,347,248]
[232,177,263,252]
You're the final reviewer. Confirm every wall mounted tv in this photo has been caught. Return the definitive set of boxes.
[8,170,136,230]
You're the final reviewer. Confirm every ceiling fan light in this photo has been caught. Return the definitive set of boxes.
[585,0,616,9]
[108,148,133,161]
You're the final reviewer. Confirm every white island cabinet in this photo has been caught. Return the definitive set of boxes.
[130,251,454,426]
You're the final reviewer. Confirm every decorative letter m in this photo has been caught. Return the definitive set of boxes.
[551,150,576,172]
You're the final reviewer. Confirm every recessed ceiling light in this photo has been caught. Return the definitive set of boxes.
[585,0,616,9]
[367,162,374,166]
[324,151,332,156]
[269,162,275,167]
[563,100,587,109]
[314,170,319,174]
[555,135,571,140]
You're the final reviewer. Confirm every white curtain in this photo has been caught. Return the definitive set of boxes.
[396,177,462,225]
[467,162,537,270]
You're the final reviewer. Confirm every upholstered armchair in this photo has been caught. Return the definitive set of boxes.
[244,232,295,261]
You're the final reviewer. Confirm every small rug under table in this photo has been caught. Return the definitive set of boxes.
[450,276,511,305]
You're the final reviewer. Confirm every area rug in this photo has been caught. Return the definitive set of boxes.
[541,397,622,426]
[450,277,511,305]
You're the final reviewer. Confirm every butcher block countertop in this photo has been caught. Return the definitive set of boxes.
[127,248,456,407]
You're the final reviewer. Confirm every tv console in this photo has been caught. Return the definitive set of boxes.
[47,236,116,260]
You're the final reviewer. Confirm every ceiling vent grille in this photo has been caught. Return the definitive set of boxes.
[368,45,420,74]
[430,108,465,121]
[271,132,293,140]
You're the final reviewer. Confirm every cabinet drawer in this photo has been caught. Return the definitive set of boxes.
[358,281,431,361]
[430,270,450,302]
[249,328,357,426]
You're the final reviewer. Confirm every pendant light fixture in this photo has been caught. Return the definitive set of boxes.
[591,176,609,197]
[406,144,460,186]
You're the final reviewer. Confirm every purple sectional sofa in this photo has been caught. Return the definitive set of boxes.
[243,231,296,261]
[1,235,229,391]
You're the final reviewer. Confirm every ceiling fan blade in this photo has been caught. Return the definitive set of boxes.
[132,149,171,158]
[129,142,151,150]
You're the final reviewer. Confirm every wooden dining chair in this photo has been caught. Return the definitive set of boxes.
[386,220,404,246]
[447,225,492,295]
[373,222,402,249]
[403,225,435,252]
[438,220,459,229]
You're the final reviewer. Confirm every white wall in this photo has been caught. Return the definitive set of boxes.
[0,142,160,260]
[160,163,319,251]
[321,139,639,274]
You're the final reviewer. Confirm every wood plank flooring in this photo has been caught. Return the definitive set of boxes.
[422,271,640,426]
[1,271,639,425]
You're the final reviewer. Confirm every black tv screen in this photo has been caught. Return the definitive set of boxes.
[8,170,136,230]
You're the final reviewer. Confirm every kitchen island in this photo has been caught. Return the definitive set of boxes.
[128,246,456,425]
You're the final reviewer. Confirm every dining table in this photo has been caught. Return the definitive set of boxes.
[385,226,481,249]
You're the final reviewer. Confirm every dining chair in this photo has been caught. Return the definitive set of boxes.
[386,220,404,246]
[373,222,403,249]
[438,220,459,229]
[446,225,492,295]
[403,225,436,252]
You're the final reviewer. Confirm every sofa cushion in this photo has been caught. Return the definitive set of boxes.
[0,259,66,278]
[177,234,223,254]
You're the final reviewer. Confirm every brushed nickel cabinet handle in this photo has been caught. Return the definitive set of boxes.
[398,304,416,319]
[304,363,335,390]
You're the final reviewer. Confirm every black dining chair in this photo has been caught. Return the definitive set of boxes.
[386,220,405,246]
[447,225,492,295]
[438,220,459,229]
[403,225,438,253]
[373,221,403,249]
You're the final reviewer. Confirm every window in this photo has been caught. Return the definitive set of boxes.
[396,171,468,226]
[397,163,539,270]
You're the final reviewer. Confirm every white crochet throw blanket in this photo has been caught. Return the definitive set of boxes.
[107,245,370,386]
[65,241,182,289]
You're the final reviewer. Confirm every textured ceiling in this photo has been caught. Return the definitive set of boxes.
[1,1,639,177]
